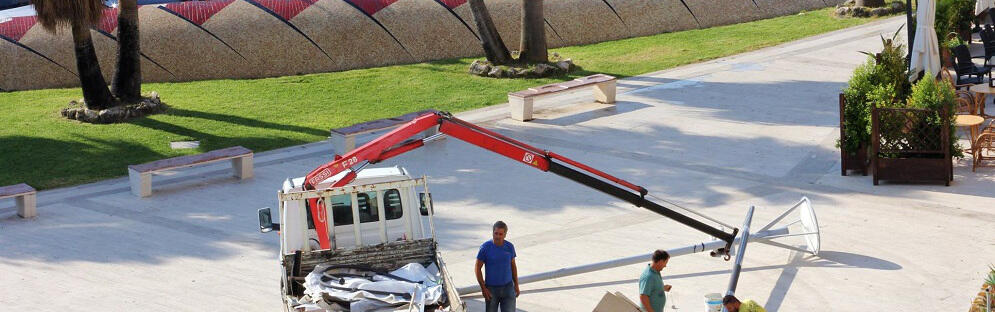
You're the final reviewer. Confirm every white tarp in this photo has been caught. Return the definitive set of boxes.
[300,263,445,312]
[910,0,941,81]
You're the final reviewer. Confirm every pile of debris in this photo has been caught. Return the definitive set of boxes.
[468,53,577,78]
[834,0,905,18]
[61,92,167,124]
[292,262,452,312]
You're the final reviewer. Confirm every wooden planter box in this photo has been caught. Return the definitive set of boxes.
[842,145,869,176]
[840,93,869,176]
[871,106,952,186]
[873,157,951,185]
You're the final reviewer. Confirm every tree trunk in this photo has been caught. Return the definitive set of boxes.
[519,0,547,64]
[112,0,142,102]
[72,21,116,111]
[468,0,512,65]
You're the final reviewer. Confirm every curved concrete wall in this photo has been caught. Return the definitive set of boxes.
[0,0,834,91]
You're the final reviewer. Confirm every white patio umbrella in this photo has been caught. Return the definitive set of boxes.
[910,0,940,81]
[977,0,994,17]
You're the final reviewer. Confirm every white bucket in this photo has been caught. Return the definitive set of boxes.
[704,293,722,312]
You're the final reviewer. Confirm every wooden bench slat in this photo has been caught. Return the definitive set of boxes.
[509,74,616,98]
[128,146,253,173]
[331,109,439,135]
[0,183,35,198]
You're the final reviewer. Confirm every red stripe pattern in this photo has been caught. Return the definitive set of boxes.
[97,8,120,33]
[0,16,37,41]
[252,0,318,20]
[164,0,236,25]
[346,0,401,15]
[437,0,466,9]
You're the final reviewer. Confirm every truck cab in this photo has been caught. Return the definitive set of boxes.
[259,166,465,311]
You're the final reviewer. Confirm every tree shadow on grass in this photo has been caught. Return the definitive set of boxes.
[0,133,285,265]
[0,135,162,189]
[166,108,327,137]
[126,117,315,156]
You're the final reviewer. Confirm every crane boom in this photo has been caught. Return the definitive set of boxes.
[302,111,737,255]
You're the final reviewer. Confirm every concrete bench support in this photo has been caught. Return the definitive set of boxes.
[330,109,440,154]
[593,79,617,104]
[508,74,617,122]
[128,146,254,197]
[1,183,37,218]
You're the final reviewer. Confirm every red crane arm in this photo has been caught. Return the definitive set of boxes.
[300,111,735,253]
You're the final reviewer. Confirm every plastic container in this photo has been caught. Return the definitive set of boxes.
[704,293,722,312]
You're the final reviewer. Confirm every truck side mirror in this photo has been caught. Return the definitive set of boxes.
[259,207,280,233]
[419,193,433,216]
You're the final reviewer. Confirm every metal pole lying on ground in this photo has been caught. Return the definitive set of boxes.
[457,197,820,296]
[725,206,754,297]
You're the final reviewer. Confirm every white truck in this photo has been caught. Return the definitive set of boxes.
[256,111,768,311]
[259,167,466,312]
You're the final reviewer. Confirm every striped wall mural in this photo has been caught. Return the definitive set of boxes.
[0,0,845,91]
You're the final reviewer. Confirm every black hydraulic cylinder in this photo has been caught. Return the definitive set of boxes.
[547,161,736,244]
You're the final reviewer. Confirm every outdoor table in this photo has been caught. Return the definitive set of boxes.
[955,114,985,153]
[967,84,995,118]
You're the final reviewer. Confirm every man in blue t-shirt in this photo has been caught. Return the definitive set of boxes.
[639,250,671,312]
[475,221,518,312]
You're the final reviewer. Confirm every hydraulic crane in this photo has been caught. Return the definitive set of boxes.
[301,111,739,257]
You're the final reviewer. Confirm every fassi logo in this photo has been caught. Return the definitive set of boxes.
[310,168,332,186]
[522,153,534,163]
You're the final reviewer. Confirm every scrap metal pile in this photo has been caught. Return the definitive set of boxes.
[293,262,451,312]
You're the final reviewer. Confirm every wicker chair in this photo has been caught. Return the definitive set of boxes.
[941,67,978,113]
[973,129,995,170]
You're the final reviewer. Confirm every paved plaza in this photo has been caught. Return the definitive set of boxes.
[1,16,993,311]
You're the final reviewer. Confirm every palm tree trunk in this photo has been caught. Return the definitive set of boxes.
[72,20,115,110]
[519,0,547,64]
[469,0,512,65]
[112,0,141,102]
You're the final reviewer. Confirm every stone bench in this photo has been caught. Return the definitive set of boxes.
[0,183,37,218]
[330,109,440,154]
[507,74,617,121]
[128,146,253,197]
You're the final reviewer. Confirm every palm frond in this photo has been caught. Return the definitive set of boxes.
[29,0,106,32]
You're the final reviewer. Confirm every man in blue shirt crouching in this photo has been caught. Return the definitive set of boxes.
[475,221,519,312]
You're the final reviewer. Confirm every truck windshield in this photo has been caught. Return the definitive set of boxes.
[303,190,406,228]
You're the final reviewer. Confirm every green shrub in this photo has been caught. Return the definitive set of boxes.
[906,74,964,158]
[839,29,910,154]
[839,60,876,153]
[944,34,966,50]
[935,0,977,42]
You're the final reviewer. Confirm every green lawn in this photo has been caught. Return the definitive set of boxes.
[0,8,887,190]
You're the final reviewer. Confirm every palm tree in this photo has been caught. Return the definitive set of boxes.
[518,0,547,64]
[111,0,141,102]
[31,0,116,110]
[468,0,548,66]
[468,0,513,65]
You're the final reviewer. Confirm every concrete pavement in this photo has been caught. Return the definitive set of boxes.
[2,16,993,311]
